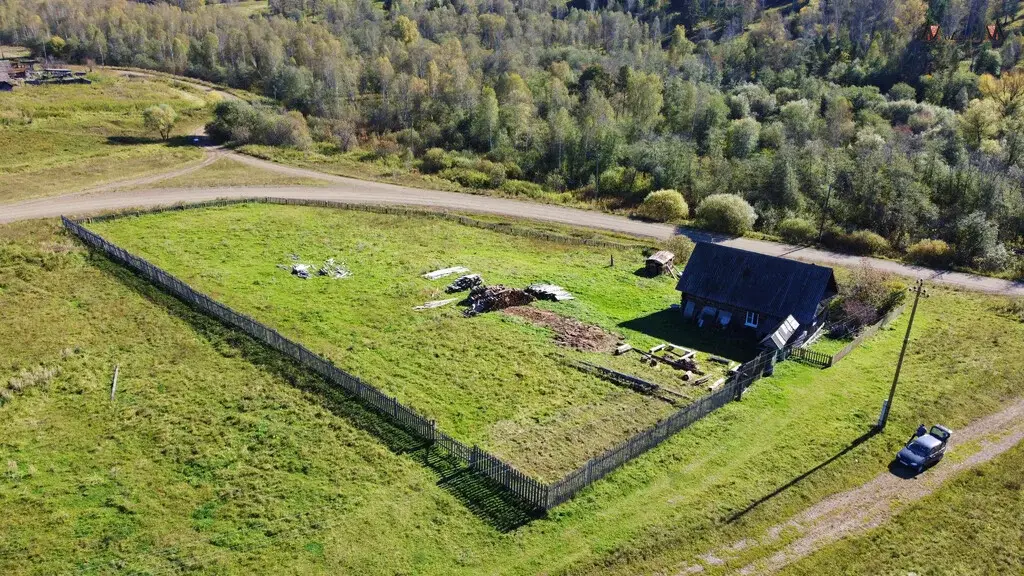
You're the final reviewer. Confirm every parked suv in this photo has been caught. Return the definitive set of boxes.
[896,425,952,473]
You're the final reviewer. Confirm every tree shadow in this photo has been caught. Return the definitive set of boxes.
[106,135,208,148]
[86,250,543,532]
[724,427,879,524]
[618,308,759,362]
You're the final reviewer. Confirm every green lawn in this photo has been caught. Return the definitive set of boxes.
[88,203,738,479]
[0,71,210,203]
[2,213,1022,576]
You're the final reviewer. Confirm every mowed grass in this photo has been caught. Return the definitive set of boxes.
[780,440,1024,576]
[0,71,210,203]
[131,156,329,189]
[1,215,1023,575]
[89,203,720,478]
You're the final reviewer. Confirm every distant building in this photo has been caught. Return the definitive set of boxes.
[676,243,838,344]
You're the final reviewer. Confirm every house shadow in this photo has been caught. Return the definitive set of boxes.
[618,308,759,362]
[87,250,542,533]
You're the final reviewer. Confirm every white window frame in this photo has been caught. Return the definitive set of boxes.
[744,311,759,328]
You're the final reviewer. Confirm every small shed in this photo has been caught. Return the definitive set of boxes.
[645,250,675,276]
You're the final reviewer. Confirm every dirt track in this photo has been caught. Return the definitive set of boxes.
[1,149,1021,296]
[671,397,1024,575]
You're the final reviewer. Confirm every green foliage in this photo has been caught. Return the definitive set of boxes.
[206,100,311,149]
[419,147,451,173]
[695,193,757,234]
[439,167,491,189]
[888,82,917,101]
[596,166,653,200]
[635,189,689,222]
[659,234,696,265]
[726,117,760,159]
[825,229,892,256]
[906,239,954,268]
[142,103,178,140]
[777,217,817,244]
[499,179,545,198]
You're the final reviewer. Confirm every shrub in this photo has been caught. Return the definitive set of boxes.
[906,239,953,268]
[439,167,491,189]
[777,217,817,244]
[205,101,310,149]
[476,160,507,188]
[635,189,689,222]
[597,166,654,199]
[845,230,891,255]
[888,82,917,101]
[695,194,757,234]
[660,235,696,266]
[419,148,451,173]
[500,179,545,198]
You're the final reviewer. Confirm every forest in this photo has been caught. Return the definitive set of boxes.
[2,0,1023,276]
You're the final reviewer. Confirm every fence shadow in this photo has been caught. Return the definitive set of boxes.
[88,251,542,532]
[724,427,879,524]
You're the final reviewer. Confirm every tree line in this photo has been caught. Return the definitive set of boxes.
[1,0,1022,275]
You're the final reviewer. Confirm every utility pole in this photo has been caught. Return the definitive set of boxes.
[878,279,924,430]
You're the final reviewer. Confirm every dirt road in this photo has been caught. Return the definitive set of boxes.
[1,149,1021,296]
[672,397,1024,575]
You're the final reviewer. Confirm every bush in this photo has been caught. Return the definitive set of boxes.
[777,217,817,244]
[205,100,310,149]
[845,230,891,255]
[695,194,757,234]
[888,82,917,101]
[906,239,953,268]
[419,148,451,173]
[635,189,689,222]
[597,166,654,199]
[476,160,507,188]
[660,235,696,266]
[439,167,491,189]
[500,179,545,198]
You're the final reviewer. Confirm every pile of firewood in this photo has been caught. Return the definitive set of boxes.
[463,284,535,316]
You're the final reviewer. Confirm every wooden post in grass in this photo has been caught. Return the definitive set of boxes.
[878,279,923,430]
[110,365,120,401]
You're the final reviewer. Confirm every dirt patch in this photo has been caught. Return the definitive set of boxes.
[503,306,620,352]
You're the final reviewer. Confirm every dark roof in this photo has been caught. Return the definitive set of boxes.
[676,243,838,325]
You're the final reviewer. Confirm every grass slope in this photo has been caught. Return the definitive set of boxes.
[132,156,329,189]
[89,203,731,478]
[781,441,1024,575]
[0,71,209,203]
[1,214,1021,576]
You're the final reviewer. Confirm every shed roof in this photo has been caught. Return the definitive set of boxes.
[646,250,674,265]
[676,243,838,325]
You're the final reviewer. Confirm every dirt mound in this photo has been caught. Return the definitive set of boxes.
[503,306,619,352]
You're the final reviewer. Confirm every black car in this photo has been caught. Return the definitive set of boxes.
[896,425,952,473]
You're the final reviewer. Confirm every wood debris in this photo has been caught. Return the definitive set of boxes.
[423,266,469,280]
[413,298,458,311]
[525,284,574,301]
[464,285,535,316]
[445,274,483,293]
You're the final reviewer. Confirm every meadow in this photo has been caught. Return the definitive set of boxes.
[88,203,737,479]
[1,213,1022,575]
[0,71,210,203]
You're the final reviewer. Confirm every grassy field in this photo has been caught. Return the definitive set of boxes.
[88,203,739,479]
[781,440,1024,575]
[130,156,329,190]
[1,212,1023,575]
[0,71,211,203]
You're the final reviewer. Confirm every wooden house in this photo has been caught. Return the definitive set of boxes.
[676,243,838,343]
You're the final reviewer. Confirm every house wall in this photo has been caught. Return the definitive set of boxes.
[680,293,782,337]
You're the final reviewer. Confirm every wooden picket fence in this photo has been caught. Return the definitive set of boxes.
[62,205,810,513]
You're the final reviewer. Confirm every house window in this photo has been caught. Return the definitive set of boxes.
[744,311,759,328]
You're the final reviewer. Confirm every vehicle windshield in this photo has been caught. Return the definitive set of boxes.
[908,442,930,456]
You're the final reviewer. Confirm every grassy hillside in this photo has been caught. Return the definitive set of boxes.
[126,156,329,190]
[1,214,1022,575]
[781,441,1024,575]
[0,71,210,203]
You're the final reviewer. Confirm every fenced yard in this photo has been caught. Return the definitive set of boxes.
[67,200,903,513]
